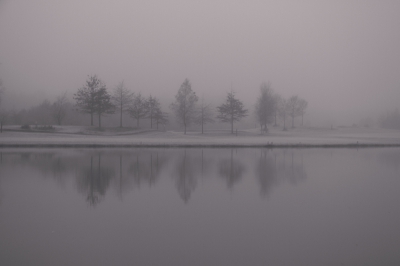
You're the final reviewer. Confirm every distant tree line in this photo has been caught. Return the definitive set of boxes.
[1,74,313,134]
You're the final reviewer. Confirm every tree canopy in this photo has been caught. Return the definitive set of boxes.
[217,91,248,134]
[170,79,198,134]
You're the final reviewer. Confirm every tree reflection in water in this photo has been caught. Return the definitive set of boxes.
[218,149,245,189]
[0,148,310,205]
[173,149,198,203]
[256,149,307,198]
[128,150,168,188]
[76,154,114,207]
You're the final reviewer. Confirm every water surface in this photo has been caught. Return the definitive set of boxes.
[0,148,399,265]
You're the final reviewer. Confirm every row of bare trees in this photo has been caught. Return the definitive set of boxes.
[170,79,249,134]
[255,82,308,132]
[170,79,308,134]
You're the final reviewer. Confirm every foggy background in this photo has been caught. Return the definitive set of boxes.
[0,0,399,127]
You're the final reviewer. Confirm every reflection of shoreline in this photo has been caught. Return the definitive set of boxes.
[0,148,310,205]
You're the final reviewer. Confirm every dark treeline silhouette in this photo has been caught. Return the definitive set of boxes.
[0,148,314,205]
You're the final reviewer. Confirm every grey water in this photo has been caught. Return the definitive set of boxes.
[0,148,399,266]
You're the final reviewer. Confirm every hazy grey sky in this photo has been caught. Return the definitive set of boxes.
[0,0,399,124]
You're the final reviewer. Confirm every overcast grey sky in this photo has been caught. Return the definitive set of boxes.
[0,0,399,125]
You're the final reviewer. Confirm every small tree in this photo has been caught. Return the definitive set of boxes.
[298,98,308,126]
[255,82,275,133]
[74,75,103,126]
[95,86,115,128]
[195,97,214,134]
[147,95,161,129]
[217,91,248,134]
[112,81,134,128]
[170,79,198,134]
[129,92,148,127]
[52,91,69,125]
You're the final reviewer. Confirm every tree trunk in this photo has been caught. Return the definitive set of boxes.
[301,114,304,126]
[292,115,294,128]
[231,115,234,134]
[136,118,139,128]
[283,115,286,130]
[120,106,123,128]
[98,114,101,128]
[91,112,93,126]
[184,123,186,134]
[201,120,204,134]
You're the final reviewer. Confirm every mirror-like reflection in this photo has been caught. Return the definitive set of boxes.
[0,148,311,205]
[1,148,400,266]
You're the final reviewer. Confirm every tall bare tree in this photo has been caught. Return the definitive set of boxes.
[74,75,103,126]
[195,97,214,134]
[147,95,161,129]
[170,79,198,134]
[217,91,248,134]
[0,79,5,132]
[0,79,4,107]
[52,91,69,125]
[129,92,148,127]
[255,82,275,133]
[297,98,308,126]
[273,93,282,127]
[287,95,300,128]
[112,81,134,128]
[278,98,290,131]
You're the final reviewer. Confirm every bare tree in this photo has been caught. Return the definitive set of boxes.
[95,86,115,128]
[112,81,134,128]
[217,91,248,134]
[255,82,275,133]
[297,98,308,126]
[170,79,198,134]
[287,95,300,128]
[129,92,148,128]
[0,79,5,132]
[278,98,289,131]
[74,75,103,126]
[154,108,168,130]
[0,79,4,107]
[195,97,214,134]
[52,91,69,125]
[0,110,7,133]
[273,93,282,127]
[147,95,161,129]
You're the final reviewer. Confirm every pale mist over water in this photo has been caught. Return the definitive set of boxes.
[0,148,399,265]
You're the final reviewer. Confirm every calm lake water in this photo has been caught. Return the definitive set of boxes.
[0,148,399,266]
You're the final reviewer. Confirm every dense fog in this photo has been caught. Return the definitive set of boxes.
[0,1,399,128]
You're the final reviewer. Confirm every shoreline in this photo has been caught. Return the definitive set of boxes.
[1,126,399,148]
